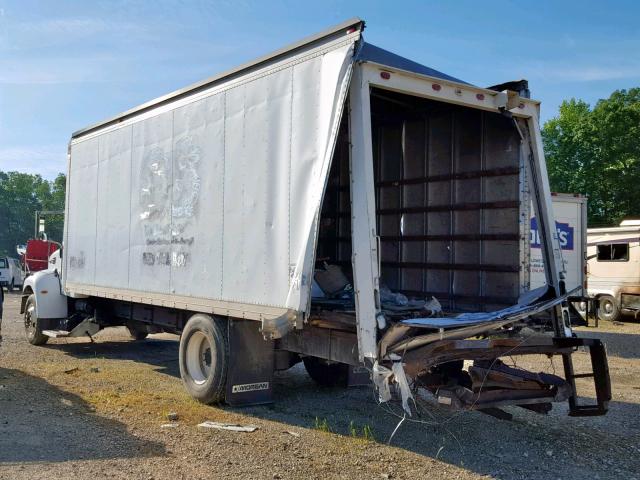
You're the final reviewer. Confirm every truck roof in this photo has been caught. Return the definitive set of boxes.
[71,17,473,140]
[587,226,640,235]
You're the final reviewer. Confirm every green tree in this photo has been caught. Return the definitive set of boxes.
[39,173,66,243]
[543,88,640,226]
[0,172,66,257]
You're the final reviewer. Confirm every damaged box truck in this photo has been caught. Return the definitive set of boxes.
[21,18,610,417]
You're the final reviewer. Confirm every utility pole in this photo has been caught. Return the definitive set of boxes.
[34,210,64,238]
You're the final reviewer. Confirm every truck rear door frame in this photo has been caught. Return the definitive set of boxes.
[348,60,569,363]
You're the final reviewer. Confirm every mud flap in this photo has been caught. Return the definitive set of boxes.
[225,319,275,406]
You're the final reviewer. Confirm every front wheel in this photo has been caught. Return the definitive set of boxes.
[179,314,229,404]
[24,295,48,345]
[598,295,621,322]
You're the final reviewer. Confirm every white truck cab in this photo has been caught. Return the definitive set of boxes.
[21,249,68,336]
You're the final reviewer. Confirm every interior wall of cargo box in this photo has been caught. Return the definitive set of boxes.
[370,88,524,312]
[316,111,352,278]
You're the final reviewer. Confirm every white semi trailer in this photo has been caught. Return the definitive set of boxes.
[21,19,609,416]
[530,194,588,295]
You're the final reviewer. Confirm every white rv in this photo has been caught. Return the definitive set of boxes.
[587,220,640,322]
[20,18,609,417]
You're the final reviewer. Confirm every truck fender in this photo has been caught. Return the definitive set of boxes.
[21,270,68,319]
[587,289,619,302]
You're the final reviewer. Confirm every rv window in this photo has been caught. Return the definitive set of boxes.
[597,243,629,262]
[0,259,6,268]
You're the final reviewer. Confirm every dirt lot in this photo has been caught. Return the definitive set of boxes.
[0,292,639,480]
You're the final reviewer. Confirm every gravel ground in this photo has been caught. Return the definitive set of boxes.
[1,291,639,480]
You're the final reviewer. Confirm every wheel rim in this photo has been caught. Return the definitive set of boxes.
[185,331,213,385]
[602,300,614,315]
[25,304,36,339]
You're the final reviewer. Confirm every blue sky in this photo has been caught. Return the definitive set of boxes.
[1,0,639,179]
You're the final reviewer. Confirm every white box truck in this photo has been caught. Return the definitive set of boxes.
[21,18,609,416]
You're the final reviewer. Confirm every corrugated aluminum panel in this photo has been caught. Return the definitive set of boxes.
[65,137,99,286]
[95,126,132,288]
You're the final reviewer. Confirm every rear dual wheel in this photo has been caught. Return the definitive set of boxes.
[179,314,229,404]
[127,326,148,341]
[303,356,349,387]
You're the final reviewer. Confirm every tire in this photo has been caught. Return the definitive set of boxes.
[598,295,621,322]
[127,326,148,341]
[9,279,14,291]
[303,356,349,387]
[24,294,48,346]
[179,314,228,404]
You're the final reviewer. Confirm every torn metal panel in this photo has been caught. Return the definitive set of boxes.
[372,356,415,416]
[517,116,565,297]
[435,382,571,411]
[401,337,569,378]
[376,336,610,417]
[391,356,414,415]
[349,64,381,361]
[382,286,576,355]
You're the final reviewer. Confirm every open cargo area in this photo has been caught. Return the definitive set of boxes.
[316,88,527,319]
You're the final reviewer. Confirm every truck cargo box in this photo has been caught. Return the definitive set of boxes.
[18,18,609,417]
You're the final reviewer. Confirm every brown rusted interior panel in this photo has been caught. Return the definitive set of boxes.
[316,90,522,313]
[317,113,352,270]
[370,88,522,312]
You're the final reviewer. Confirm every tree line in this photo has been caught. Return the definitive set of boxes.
[0,87,637,257]
[543,87,640,226]
[0,172,65,258]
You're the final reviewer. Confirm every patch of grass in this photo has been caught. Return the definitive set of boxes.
[314,417,331,433]
[348,420,375,441]
[29,358,236,425]
[361,424,375,442]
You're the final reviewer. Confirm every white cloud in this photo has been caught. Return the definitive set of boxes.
[0,145,66,179]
